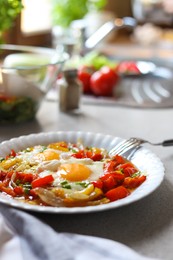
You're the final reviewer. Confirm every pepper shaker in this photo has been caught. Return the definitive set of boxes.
[58,69,82,112]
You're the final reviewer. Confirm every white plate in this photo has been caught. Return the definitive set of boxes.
[0,131,165,214]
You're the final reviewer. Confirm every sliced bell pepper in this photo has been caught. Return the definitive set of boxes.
[105,186,130,202]
[31,175,54,188]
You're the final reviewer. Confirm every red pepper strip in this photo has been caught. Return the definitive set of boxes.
[123,175,146,189]
[0,183,16,197]
[31,175,54,188]
[105,186,130,202]
[10,149,16,157]
[72,150,85,159]
[72,150,103,161]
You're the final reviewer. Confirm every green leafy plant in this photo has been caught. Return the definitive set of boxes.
[0,0,23,42]
[51,0,107,28]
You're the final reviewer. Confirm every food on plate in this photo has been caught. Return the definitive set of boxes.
[0,95,36,123]
[0,141,146,207]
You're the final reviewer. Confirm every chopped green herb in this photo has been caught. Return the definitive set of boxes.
[24,188,31,195]
[61,181,71,189]
[41,146,47,152]
[71,148,78,153]
[76,182,89,188]
[16,179,21,185]
[132,171,141,178]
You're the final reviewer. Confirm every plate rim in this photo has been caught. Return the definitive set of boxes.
[0,131,165,214]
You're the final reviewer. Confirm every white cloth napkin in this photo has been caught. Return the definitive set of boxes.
[0,205,159,260]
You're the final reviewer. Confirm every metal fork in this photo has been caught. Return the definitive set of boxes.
[109,137,173,157]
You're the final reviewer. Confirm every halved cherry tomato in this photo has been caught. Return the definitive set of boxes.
[31,175,54,188]
[105,186,129,202]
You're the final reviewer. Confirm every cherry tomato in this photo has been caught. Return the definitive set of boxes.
[77,66,94,93]
[90,66,119,96]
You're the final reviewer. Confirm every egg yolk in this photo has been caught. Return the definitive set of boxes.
[35,149,60,161]
[58,163,92,182]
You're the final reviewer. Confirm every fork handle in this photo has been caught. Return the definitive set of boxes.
[162,139,173,146]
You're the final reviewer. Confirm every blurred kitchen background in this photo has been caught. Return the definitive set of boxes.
[2,0,173,50]
[2,0,173,117]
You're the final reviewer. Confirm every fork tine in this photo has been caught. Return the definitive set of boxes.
[111,140,136,155]
[109,138,140,156]
[116,141,139,155]
[111,139,134,151]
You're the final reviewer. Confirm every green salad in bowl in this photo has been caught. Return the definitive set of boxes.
[0,44,68,123]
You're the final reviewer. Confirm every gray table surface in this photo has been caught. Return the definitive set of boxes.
[1,99,173,260]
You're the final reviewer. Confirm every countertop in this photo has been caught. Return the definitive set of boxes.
[1,97,173,260]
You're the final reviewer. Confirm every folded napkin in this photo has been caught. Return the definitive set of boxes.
[0,205,159,260]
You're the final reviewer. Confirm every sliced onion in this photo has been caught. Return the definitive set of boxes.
[9,172,17,188]
[34,187,64,207]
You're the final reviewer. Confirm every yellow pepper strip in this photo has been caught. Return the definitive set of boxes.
[48,142,69,152]
[0,158,20,170]
[65,184,103,201]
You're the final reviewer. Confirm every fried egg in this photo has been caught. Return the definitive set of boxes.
[56,161,104,182]
[16,145,105,191]
[37,157,104,190]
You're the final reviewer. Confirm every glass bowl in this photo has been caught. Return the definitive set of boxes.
[0,44,68,123]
